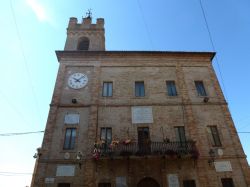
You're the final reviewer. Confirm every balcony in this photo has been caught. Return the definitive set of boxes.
[93,141,198,160]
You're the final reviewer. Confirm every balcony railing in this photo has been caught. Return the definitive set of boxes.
[93,141,198,159]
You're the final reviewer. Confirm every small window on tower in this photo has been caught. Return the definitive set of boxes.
[77,37,89,50]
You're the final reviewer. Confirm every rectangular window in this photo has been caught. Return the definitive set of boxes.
[208,126,222,146]
[63,128,76,150]
[102,82,113,97]
[98,183,111,187]
[183,180,196,187]
[175,126,186,143]
[166,81,177,96]
[58,183,70,187]
[135,81,145,97]
[221,178,234,187]
[195,81,207,96]
[101,128,112,144]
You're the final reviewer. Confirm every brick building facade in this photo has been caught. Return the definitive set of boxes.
[31,16,250,187]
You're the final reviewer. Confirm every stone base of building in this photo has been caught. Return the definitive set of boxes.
[32,157,249,187]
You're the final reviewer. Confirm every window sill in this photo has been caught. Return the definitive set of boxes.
[211,145,223,148]
[196,95,209,98]
[60,150,77,153]
[132,96,148,99]
[166,95,179,98]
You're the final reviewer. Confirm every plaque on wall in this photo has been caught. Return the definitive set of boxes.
[214,161,232,172]
[131,106,153,124]
[45,177,55,184]
[167,174,180,187]
[116,176,127,187]
[64,113,80,124]
[56,165,75,176]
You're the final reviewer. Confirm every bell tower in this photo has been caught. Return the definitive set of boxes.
[64,14,105,51]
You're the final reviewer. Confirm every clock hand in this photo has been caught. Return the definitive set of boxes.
[78,76,85,80]
[73,78,80,82]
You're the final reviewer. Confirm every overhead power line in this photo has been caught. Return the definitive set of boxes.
[198,0,228,101]
[237,132,250,134]
[0,90,31,126]
[0,130,44,136]
[0,172,32,175]
[136,0,154,50]
[9,0,42,123]
[238,123,250,131]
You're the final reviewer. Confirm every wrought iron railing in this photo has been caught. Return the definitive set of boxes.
[94,141,198,159]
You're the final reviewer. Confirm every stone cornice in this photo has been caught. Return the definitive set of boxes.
[55,50,215,62]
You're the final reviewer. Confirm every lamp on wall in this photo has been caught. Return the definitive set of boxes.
[76,151,83,169]
[72,98,77,104]
[203,97,209,103]
[208,149,216,166]
[33,148,42,159]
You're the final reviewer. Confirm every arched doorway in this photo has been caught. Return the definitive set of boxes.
[137,177,160,187]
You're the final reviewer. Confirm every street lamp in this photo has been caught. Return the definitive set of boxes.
[76,151,83,169]
[208,149,216,166]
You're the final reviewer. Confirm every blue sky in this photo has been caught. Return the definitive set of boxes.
[0,0,250,186]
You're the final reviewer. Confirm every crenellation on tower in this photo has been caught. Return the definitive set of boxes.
[64,17,105,51]
[68,17,77,27]
[82,17,92,25]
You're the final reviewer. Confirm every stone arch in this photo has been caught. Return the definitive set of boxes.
[137,177,160,187]
[77,37,89,50]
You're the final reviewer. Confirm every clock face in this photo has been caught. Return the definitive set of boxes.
[68,73,88,89]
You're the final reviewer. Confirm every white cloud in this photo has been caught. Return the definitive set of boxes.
[25,0,50,22]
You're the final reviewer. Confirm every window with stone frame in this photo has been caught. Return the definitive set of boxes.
[98,183,111,187]
[195,81,207,96]
[100,127,112,145]
[102,82,113,97]
[166,81,177,96]
[174,126,186,145]
[183,180,196,187]
[135,81,145,97]
[58,183,70,187]
[63,128,76,150]
[221,178,235,187]
[207,126,222,147]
